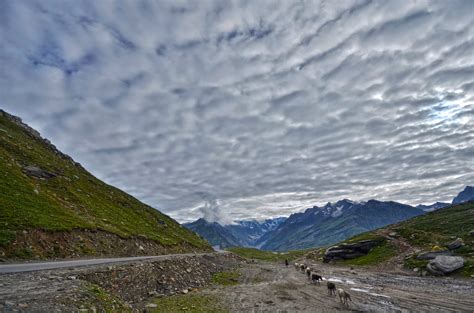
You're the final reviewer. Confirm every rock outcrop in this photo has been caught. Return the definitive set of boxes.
[427,255,464,275]
[416,250,453,260]
[23,165,57,179]
[323,239,382,263]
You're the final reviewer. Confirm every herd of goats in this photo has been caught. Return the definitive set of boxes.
[293,262,352,306]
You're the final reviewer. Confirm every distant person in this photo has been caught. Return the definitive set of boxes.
[285,259,289,267]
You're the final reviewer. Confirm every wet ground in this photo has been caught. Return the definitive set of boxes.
[204,261,474,312]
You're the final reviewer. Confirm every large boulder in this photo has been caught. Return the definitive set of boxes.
[446,238,464,250]
[427,255,464,275]
[323,239,381,263]
[416,250,453,260]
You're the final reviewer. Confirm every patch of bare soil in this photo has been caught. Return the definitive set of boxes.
[204,261,474,312]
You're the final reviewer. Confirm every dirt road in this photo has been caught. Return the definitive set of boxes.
[205,261,474,312]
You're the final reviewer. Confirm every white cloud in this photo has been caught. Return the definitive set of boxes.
[1,0,473,223]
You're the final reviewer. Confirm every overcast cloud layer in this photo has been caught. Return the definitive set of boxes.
[1,0,473,223]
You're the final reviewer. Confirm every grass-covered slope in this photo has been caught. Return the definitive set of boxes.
[0,110,211,259]
[227,247,310,262]
[331,201,474,276]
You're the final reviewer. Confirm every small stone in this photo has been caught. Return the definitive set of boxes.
[413,267,419,272]
[34,189,39,195]
[67,275,77,280]
[182,289,188,294]
[139,245,145,251]
[145,303,158,308]
[4,301,14,307]
[18,303,28,308]
[186,268,192,273]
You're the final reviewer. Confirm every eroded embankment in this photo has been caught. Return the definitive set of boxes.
[0,229,213,261]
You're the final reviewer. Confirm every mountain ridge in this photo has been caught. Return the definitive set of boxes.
[186,186,473,251]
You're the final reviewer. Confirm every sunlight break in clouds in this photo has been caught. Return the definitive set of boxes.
[1,0,473,223]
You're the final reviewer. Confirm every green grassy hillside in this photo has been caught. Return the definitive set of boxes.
[0,110,211,259]
[332,201,474,276]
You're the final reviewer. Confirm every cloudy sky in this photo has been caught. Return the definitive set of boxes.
[1,0,473,223]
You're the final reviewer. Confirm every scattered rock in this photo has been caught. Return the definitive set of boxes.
[413,267,419,272]
[447,238,464,250]
[67,275,77,280]
[18,303,28,308]
[388,232,399,238]
[323,239,382,262]
[182,288,188,294]
[417,250,453,260]
[427,256,464,275]
[469,230,474,237]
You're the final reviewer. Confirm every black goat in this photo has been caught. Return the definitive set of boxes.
[327,281,336,296]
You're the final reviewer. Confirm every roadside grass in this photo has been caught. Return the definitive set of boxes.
[404,258,428,270]
[341,240,397,266]
[152,294,228,313]
[212,271,240,286]
[227,247,310,262]
[81,283,131,312]
[0,112,210,253]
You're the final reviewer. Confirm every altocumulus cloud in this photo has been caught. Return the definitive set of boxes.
[1,0,473,223]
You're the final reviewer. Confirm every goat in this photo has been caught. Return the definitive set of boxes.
[337,288,352,305]
[305,267,311,278]
[327,281,336,296]
[310,273,323,285]
[300,264,306,272]
[294,262,299,270]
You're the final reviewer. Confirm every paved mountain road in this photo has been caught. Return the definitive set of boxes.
[0,252,224,273]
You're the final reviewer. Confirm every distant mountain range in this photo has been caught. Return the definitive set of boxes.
[184,217,286,249]
[185,186,473,251]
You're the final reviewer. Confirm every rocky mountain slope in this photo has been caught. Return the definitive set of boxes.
[183,218,241,249]
[452,186,474,204]
[0,110,211,259]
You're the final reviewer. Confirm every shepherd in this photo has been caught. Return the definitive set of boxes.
[285,259,289,267]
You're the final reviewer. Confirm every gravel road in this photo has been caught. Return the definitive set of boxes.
[204,261,474,312]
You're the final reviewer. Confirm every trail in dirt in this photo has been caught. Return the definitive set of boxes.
[205,261,474,312]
